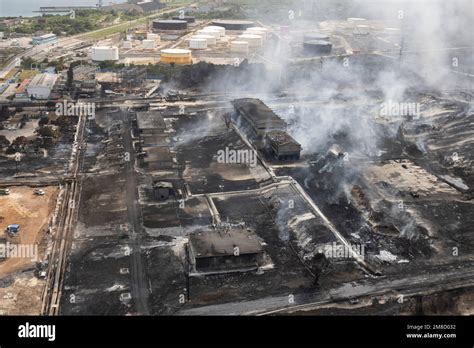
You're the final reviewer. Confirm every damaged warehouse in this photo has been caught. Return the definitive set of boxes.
[187,228,265,276]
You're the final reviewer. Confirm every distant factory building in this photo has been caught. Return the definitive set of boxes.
[27,73,58,99]
[265,130,302,160]
[188,228,264,275]
[137,0,166,12]
[232,98,287,139]
[91,46,119,62]
[72,65,98,96]
[14,78,31,101]
[32,33,57,45]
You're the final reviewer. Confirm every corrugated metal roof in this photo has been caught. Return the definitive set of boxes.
[28,73,58,89]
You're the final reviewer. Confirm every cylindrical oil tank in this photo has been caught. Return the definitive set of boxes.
[123,40,132,49]
[203,26,226,37]
[304,32,329,42]
[147,33,160,41]
[303,40,332,55]
[384,27,401,35]
[238,34,263,48]
[347,17,366,25]
[211,20,255,31]
[246,27,269,36]
[197,29,220,39]
[142,39,155,50]
[153,19,188,31]
[189,38,207,50]
[230,40,249,53]
[192,35,216,46]
[172,16,195,23]
[91,46,119,61]
[160,49,192,65]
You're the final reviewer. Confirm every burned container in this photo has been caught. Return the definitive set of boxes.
[153,19,188,31]
[303,40,333,55]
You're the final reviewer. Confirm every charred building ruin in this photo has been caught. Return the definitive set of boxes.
[232,98,302,160]
[188,228,264,276]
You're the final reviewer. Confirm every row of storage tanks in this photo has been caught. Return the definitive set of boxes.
[186,25,270,53]
[123,32,161,50]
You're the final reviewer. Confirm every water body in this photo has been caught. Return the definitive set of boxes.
[0,0,126,18]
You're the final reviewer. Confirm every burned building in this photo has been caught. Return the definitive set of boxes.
[188,228,264,275]
[265,130,302,160]
[139,146,176,170]
[153,181,173,201]
[232,98,287,140]
[136,111,166,136]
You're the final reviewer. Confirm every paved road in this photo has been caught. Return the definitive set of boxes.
[178,262,474,315]
[122,109,150,315]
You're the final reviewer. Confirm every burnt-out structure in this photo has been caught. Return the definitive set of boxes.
[232,98,287,139]
[153,181,173,201]
[136,111,166,136]
[265,130,302,160]
[303,40,333,55]
[188,228,264,275]
[139,146,176,170]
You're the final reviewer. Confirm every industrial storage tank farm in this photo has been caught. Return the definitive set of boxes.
[0,0,473,346]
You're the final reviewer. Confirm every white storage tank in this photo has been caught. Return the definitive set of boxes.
[384,27,401,35]
[189,38,208,50]
[203,26,226,37]
[91,46,119,61]
[142,39,156,50]
[246,27,269,36]
[192,35,216,46]
[198,29,220,39]
[348,17,366,25]
[230,40,249,53]
[238,34,263,48]
[123,40,132,49]
[147,33,161,44]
